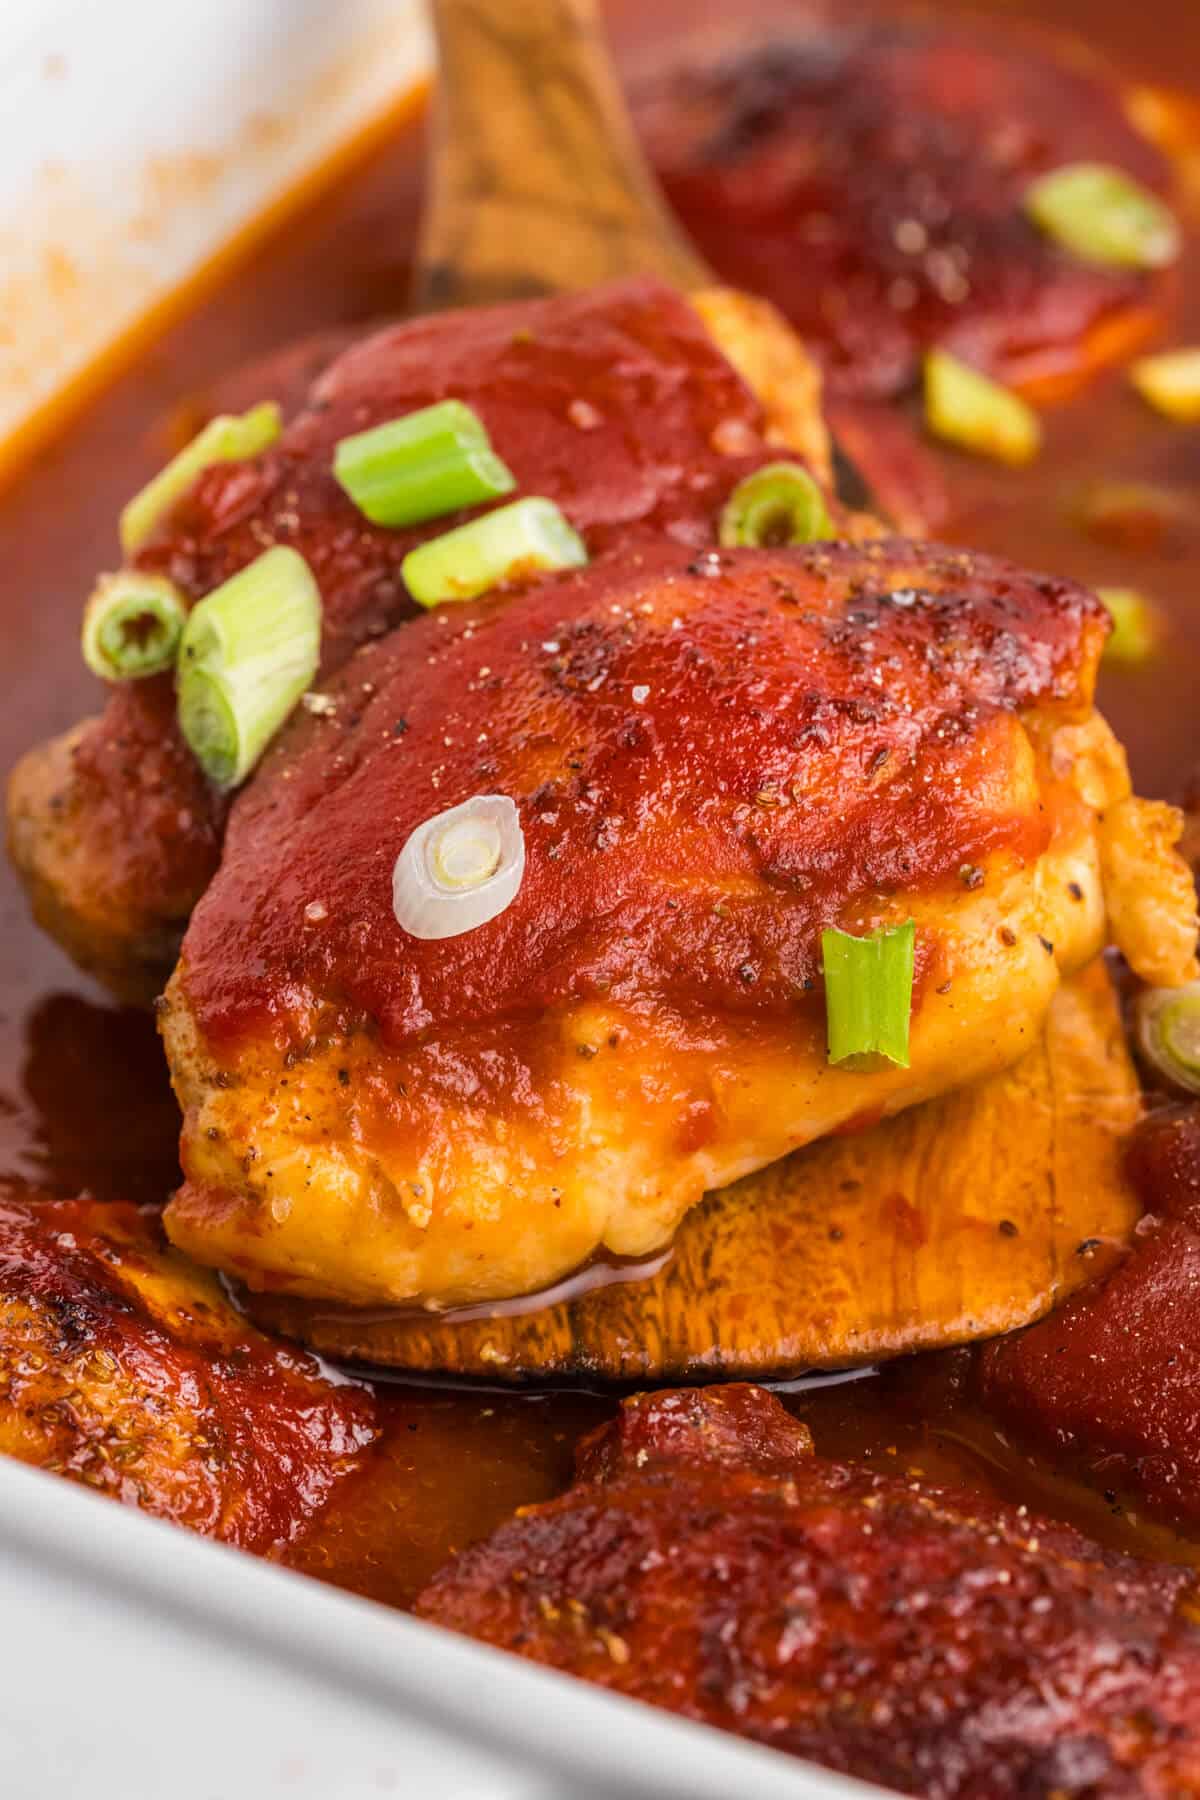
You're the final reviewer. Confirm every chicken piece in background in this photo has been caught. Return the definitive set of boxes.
[980,1103,1200,1536]
[418,1383,1200,1799]
[634,10,1181,400]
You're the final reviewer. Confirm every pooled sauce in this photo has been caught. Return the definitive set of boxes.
[0,0,1198,1605]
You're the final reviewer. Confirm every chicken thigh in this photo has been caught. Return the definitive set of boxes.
[980,1103,1200,1535]
[418,1384,1200,1798]
[160,537,1197,1309]
[635,10,1180,399]
[0,1192,376,1549]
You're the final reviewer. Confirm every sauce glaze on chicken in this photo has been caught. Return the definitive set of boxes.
[7,277,830,1001]
[161,537,1194,1308]
[418,1384,1200,1798]
[980,1103,1200,1534]
[634,11,1176,399]
[0,4,1199,1795]
[0,1192,376,1548]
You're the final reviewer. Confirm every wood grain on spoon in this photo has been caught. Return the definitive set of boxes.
[414,0,709,310]
[250,960,1141,1381]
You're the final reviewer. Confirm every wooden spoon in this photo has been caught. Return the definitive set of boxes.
[413,0,880,515]
[248,2,1143,1379]
[415,0,881,522]
[412,0,710,310]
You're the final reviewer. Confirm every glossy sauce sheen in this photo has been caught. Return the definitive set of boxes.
[183,540,1099,1052]
[71,276,779,972]
[979,1107,1200,1534]
[417,1386,1200,1794]
[0,1194,377,1550]
[0,0,1198,1605]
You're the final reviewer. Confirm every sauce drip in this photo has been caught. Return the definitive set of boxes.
[297,1244,676,1330]
[0,0,1198,1606]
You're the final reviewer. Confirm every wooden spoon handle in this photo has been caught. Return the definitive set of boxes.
[413,0,710,310]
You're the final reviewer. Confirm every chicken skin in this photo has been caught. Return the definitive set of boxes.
[7,277,834,1002]
[634,11,1178,400]
[159,538,1197,1310]
[980,1103,1200,1536]
[0,1192,376,1549]
[417,1385,1200,1798]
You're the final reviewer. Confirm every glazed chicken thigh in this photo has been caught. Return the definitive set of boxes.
[634,10,1179,399]
[980,1103,1200,1535]
[418,1384,1200,1797]
[159,537,1196,1309]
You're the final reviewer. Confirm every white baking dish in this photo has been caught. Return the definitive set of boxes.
[0,1454,880,1798]
[0,5,887,1794]
[0,0,430,449]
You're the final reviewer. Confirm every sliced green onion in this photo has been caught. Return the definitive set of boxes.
[1136,981,1200,1095]
[402,497,587,609]
[392,795,526,940]
[1024,163,1180,270]
[1129,348,1200,422]
[821,920,916,1068]
[177,545,321,788]
[333,400,516,528]
[924,350,1042,466]
[718,461,833,548]
[1096,586,1161,665]
[120,402,282,556]
[81,570,187,682]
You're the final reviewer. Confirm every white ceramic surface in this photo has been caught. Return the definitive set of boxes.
[0,0,429,442]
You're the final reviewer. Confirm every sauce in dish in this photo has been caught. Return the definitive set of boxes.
[1,0,1200,1688]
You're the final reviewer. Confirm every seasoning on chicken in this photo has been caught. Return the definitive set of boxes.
[979,1102,1200,1535]
[0,1192,376,1549]
[244,961,1145,1381]
[416,1384,1200,1798]
[7,277,835,1002]
[158,538,1197,1311]
[634,14,1178,400]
